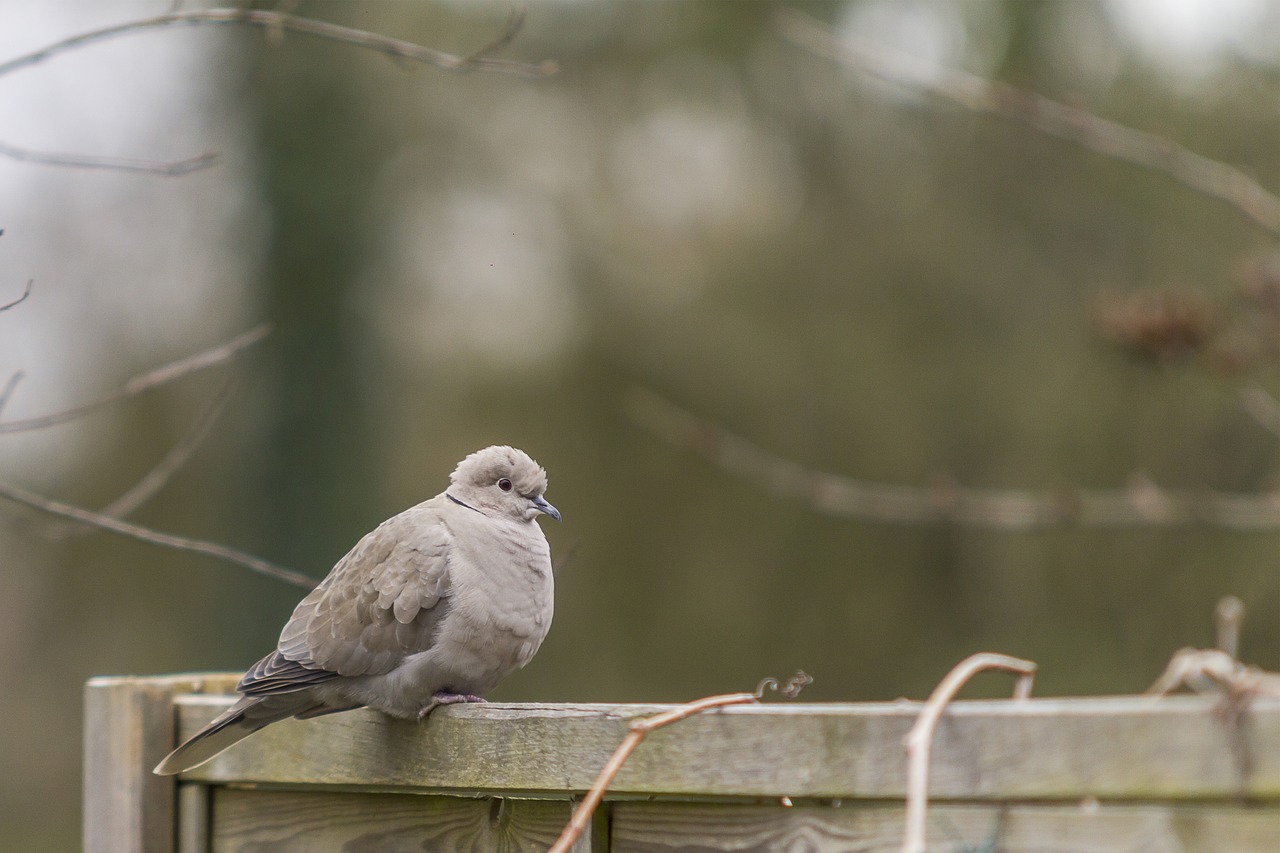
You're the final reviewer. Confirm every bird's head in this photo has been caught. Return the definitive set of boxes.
[448,445,561,523]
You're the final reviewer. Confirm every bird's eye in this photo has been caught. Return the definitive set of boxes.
[498,478,513,492]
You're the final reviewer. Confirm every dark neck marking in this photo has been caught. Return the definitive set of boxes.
[446,492,482,514]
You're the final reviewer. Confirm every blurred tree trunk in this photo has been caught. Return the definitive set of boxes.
[239,31,382,582]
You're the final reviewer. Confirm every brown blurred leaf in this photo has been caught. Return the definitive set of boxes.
[1093,288,1217,362]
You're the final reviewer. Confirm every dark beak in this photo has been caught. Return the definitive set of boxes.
[531,495,561,522]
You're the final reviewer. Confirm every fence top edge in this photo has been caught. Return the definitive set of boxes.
[138,676,1280,719]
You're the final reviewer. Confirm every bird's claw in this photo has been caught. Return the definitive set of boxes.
[418,692,487,720]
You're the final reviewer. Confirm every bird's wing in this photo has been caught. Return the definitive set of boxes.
[239,503,453,695]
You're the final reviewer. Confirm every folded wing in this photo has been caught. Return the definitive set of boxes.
[240,504,454,696]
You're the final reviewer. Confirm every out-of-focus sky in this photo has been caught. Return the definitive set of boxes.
[1,0,1274,453]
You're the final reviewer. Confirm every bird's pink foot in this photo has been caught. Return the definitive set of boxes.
[417,691,487,720]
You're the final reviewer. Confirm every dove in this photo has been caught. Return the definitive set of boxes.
[154,445,560,775]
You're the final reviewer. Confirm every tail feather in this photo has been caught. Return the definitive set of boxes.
[153,693,317,775]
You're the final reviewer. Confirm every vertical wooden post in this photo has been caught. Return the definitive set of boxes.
[83,675,216,853]
[572,801,610,853]
[176,783,211,853]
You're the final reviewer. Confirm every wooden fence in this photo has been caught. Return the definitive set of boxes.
[84,673,1280,852]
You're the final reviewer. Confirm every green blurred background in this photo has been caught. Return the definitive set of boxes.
[1,1,1279,848]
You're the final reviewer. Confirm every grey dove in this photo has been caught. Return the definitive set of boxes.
[154,445,559,775]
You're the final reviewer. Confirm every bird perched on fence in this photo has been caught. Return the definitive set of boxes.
[155,445,560,775]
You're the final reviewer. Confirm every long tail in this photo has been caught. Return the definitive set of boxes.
[153,693,317,776]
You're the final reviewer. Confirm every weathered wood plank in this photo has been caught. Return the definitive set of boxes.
[610,802,1280,853]
[83,674,236,853]
[174,693,1280,800]
[88,675,1280,853]
[177,783,210,853]
[208,788,584,853]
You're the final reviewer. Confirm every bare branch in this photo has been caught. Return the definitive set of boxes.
[549,694,756,853]
[625,388,1280,530]
[549,672,811,852]
[1,279,33,312]
[123,323,271,394]
[0,140,215,176]
[0,8,558,82]
[463,4,528,65]
[265,0,300,45]
[754,670,813,700]
[0,7,552,176]
[901,653,1036,853]
[0,322,270,434]
[1147,646,1280,699]
[44,378,238,539]
[776,9,1280,237]
[0,372,22,417]
[0,478,314,588]
[1146,598,1276,788]
[1217,595,1245,658]
[1148,597,1280,700]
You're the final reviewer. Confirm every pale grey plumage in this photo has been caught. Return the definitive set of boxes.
[154,445,559,776]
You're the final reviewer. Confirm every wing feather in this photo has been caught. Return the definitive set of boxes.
[238,501,453,695]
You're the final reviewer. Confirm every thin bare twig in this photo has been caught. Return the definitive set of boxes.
[122,323,271,394]
[1146,645,1280,708]
[0,372,22,417]
[1146,598,1278,791]
[0,7,551,175]
[901,653,1036,853]
[463,4,528,65]
[0,279,33,312]
[0,323,270,434]
[548,693,757,853]
[0,140,215,176]
[549,673,812,853]
[0,478,314,588]
[44,378,238,539]
[0,8,558,81]
[777,8,1280,237]
[625,387,1280,530]
[266,0,300,45]
[1148,598,1280,699]
[755,670,813,699]
[1217,595,1245,659]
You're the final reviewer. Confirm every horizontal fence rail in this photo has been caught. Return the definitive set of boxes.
[85,674,1280,852]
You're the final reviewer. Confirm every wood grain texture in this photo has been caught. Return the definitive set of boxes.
[83,674,237,853]
[88,676,1280,853]
[610,802,1280,853]
[173,692,1280,800]
[209,788,579,853]
[177,783,211,853]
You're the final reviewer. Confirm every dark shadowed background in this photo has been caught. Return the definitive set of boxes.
[1,1,1279,848]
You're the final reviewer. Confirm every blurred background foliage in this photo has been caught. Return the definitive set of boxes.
[1,0,1279,848]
